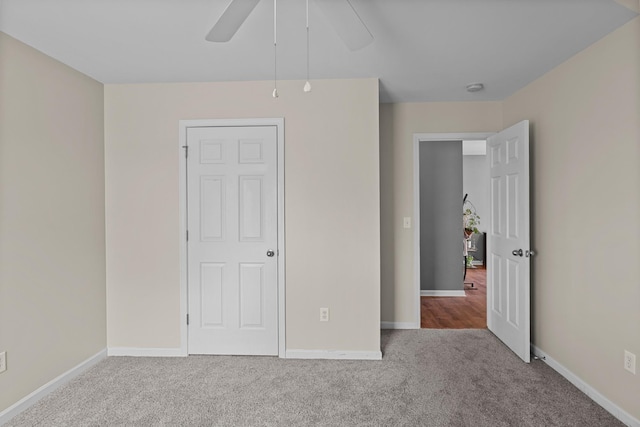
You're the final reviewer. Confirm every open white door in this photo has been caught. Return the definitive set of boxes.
[487,120,531,363]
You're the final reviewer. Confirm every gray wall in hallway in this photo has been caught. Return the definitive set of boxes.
[419,140,463,291]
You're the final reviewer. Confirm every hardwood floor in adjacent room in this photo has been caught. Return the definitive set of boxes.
[421,267,486,329]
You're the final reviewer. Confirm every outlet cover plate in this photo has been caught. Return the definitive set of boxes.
[0,351,6,373]
[624,350,636,374]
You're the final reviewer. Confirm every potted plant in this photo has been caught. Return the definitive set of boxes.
[466,255,475,267]
[463,201,481,239]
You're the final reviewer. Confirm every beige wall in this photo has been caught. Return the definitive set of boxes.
[0,33,106,412]
[104,79,380,352]
[503,17,640,419]
[379,102,502,324]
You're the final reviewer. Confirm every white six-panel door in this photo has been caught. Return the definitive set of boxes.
[487,120,531,363]
[187,126,278,355]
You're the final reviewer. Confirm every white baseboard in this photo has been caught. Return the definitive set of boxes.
[0,349,107,425]
[420,290,466,297]
[531,345,639,427]
[380,321,420,329]
[107,347,186,357]
[285,349,382,360]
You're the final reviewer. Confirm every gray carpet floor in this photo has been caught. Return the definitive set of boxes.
[6,330,623,426]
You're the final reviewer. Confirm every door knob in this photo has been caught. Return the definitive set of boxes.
[266,250,275,257]
[512,249,523,257]
[526,250,536,257]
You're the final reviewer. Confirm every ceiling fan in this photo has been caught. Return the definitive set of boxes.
[205,0,374,51]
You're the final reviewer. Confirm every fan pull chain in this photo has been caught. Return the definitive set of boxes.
[272,0,279,98]
[303,0,311,92]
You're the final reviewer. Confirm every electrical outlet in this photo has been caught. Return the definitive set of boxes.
[624,350,636,374]
[320,307,329,322]
[0,352,6,374]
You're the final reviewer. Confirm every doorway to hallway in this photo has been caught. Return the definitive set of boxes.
[417,136,489,330]
[413,122,532,363]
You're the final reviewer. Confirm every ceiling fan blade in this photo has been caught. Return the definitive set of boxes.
[206,0,260,42]
[314,0,373,51]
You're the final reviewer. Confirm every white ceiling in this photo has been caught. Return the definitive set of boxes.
[0,0,636,103]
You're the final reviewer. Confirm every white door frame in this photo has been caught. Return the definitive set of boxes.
[179,118,286,357]
[412,132,494,327]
